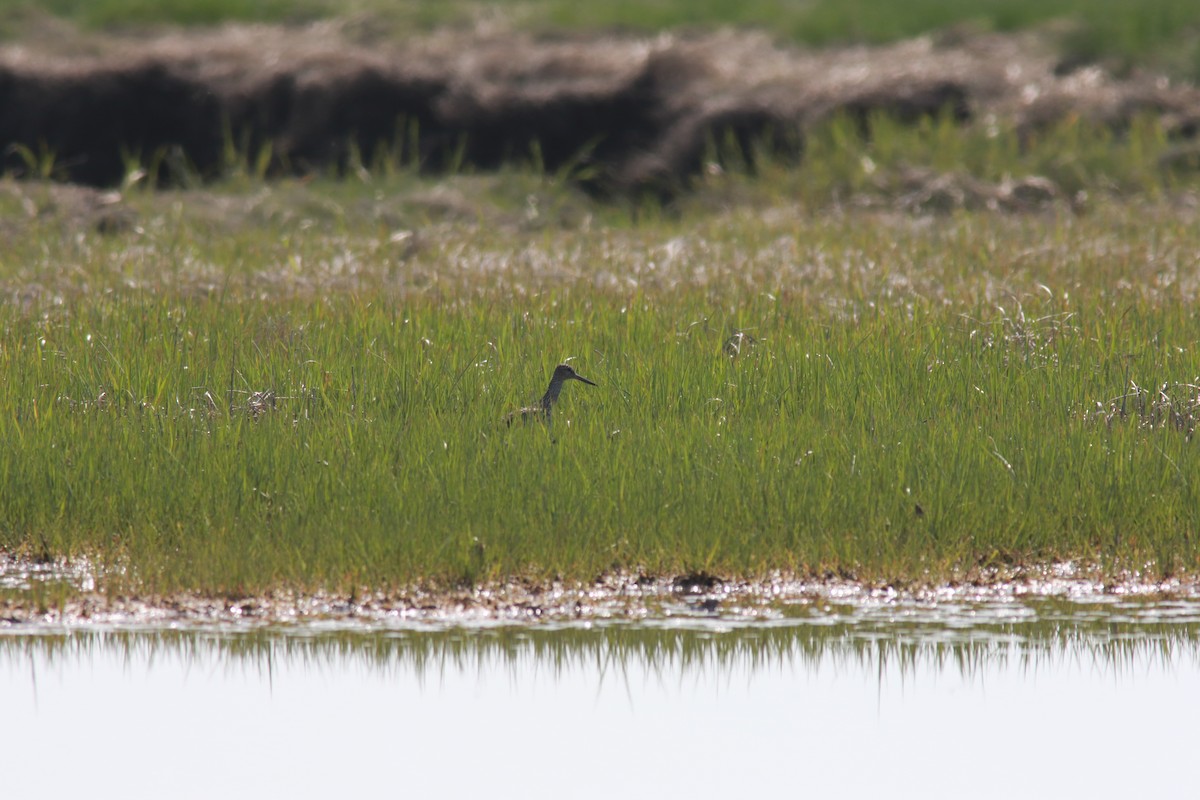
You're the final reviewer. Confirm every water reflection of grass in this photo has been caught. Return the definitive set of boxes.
[5,606,1199,682]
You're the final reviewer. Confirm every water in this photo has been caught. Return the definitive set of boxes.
[3,599,1199,799]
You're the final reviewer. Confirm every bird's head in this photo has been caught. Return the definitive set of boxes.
[554,363,597,386]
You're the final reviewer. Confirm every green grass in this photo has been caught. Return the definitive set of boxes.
[1,152,1199,595]
[3,0,1199,78]
[1,113,1199,598]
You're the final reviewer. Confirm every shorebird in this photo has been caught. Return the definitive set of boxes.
[505,363,597,426]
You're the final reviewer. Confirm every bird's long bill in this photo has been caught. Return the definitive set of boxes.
[574,374,597,386]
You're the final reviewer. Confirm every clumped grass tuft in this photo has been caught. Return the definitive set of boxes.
[1086,377,1200,436]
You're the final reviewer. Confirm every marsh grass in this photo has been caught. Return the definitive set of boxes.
[1,254,1198,594]
[3,105,1200,596]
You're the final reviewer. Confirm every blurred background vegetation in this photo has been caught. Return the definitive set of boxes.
[0,0,1198,80]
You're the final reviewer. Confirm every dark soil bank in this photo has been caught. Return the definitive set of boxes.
[2,23,1198,195]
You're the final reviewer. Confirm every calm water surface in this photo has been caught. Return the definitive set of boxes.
[3,598,1198,799]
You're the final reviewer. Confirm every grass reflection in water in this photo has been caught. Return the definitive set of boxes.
[5,600,1200,685]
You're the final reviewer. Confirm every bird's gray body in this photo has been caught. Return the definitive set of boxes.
[506,363,596,425]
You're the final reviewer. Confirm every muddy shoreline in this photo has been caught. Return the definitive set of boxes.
[4,558,1198,628]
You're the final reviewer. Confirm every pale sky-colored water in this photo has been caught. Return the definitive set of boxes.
[2,617,1197,800]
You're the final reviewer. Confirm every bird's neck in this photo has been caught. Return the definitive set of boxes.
[541,376,565,408]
